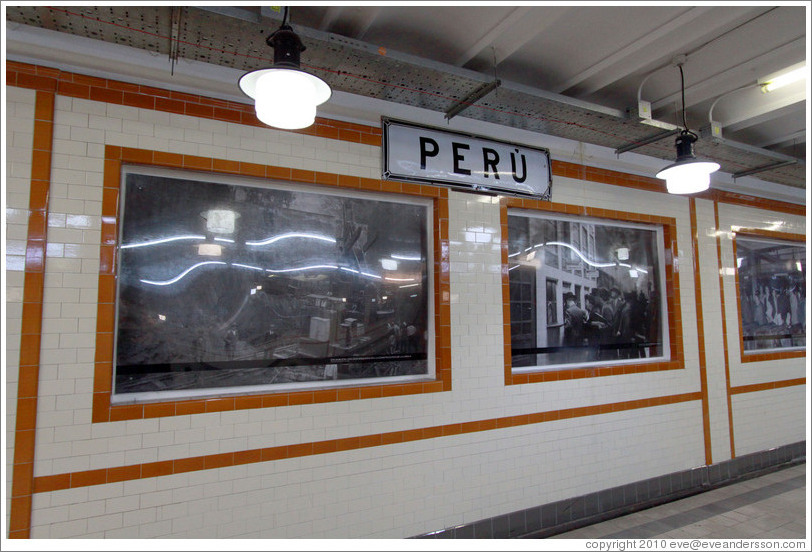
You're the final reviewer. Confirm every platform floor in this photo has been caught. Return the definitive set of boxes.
[550,462,808,540]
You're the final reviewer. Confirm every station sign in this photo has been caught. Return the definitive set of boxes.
[382,118,552,199]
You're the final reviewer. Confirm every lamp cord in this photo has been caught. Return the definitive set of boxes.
[678,64,688,132]
[282,6,289,26]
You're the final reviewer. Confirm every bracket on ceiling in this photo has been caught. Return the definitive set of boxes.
[614,128,679,156]
[169,7,182,75]
[445,79,501,121]
[732,160,797,180]
[197,6,263,24]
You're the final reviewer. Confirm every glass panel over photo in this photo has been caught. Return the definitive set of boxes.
[115,171,431,397]
[507,212,667,370]
[735,236,806,352]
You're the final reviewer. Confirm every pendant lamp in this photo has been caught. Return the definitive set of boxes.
[656,64,719,194]
[239,12,331,130]
[656,130,720,194]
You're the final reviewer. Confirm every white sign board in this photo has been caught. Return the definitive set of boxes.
[382,118,552,198]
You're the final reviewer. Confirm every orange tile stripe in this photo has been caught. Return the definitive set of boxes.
[499,196,684,385]
[6,61,805,217]
[730,228,806,364]
[6,61,382,147]
[713,203,737,458]
[32,391,703,494]
[689,198,714,465]
[92,146,452,423]
[9,91,56,539]
[729,378,806,395]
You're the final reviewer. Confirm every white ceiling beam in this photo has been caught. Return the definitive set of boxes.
[318,6,345,31]
[753,129,806,149]
[651,36,805,110]
[720,91,805,132]
[454,6,571,68]
[354,7,382,41]
[554,6,713,95]
[454,7,533,66]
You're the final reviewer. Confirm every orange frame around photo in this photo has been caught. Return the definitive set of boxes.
[730,228,806,364]
[499,196,685,386]
[92,146,452,423]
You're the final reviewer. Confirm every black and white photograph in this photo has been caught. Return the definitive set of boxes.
[507,212,667,370]
[114,170,432,398]
[736,236,806,352]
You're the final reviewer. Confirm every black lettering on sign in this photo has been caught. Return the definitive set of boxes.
[482,148,500,179]
[511,149,527,183]
[452,142,471,175]
[419,137,439,169]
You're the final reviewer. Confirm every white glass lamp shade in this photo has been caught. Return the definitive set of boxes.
[656,159,720,194]
[239,67,331,130]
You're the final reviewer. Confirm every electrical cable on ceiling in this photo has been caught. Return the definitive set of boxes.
[41,6,664,146]
[39,5,778,174]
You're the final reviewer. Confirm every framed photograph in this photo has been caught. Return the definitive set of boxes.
[507,210,669,371]
[735,235,805,353]
[114,167,434,402]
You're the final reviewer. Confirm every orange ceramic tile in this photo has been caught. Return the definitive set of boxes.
[261,394,289,408]
[92,393,111,423]
[141,460,174,479]
[20,304,43,336]
[234,395,263,411]
[154,96,185,114]
[204,453,234,470]
[143,402,176,419]
[183,154,213,171]
[204,398,235,413]
[313,389,338,404]
[94,332,114,363]
[21,272,44,304]
[213,158,241,174]
[287,443,314,458]
[335,388,361,402]
[175,400,207,415]
[285,392,313,406]
[71,468,108,488]
[109,405,143,422]
[234,449,262,465]
[90,86,123,104]
[107,464,142,483]
[152,150,184,168]
[174,456,206,474]
[8,496,33,534]
[312,440,338,455]
[262,447,288,461]
[122,92,156,110]
[32,473,71,494]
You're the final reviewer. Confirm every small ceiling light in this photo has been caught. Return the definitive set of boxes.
[656,62,719,194]
[239,9,331,129]
[759,64,807,93]
[616,247,629,261]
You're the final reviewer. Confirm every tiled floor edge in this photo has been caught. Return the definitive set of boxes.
[413,441,806,539]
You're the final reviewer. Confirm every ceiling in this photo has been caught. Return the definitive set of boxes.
[5,4,808,192]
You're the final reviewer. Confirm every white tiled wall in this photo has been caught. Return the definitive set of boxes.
[5,85,37,534]
[731,386,806,456]
[5,86,805,538]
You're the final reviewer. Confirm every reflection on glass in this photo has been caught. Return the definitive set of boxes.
[507,212,667,370]
[736,236,805,352]
[115,172,431,396]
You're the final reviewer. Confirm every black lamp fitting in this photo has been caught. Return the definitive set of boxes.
[267,24,306,68]
[674,130,698,162]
